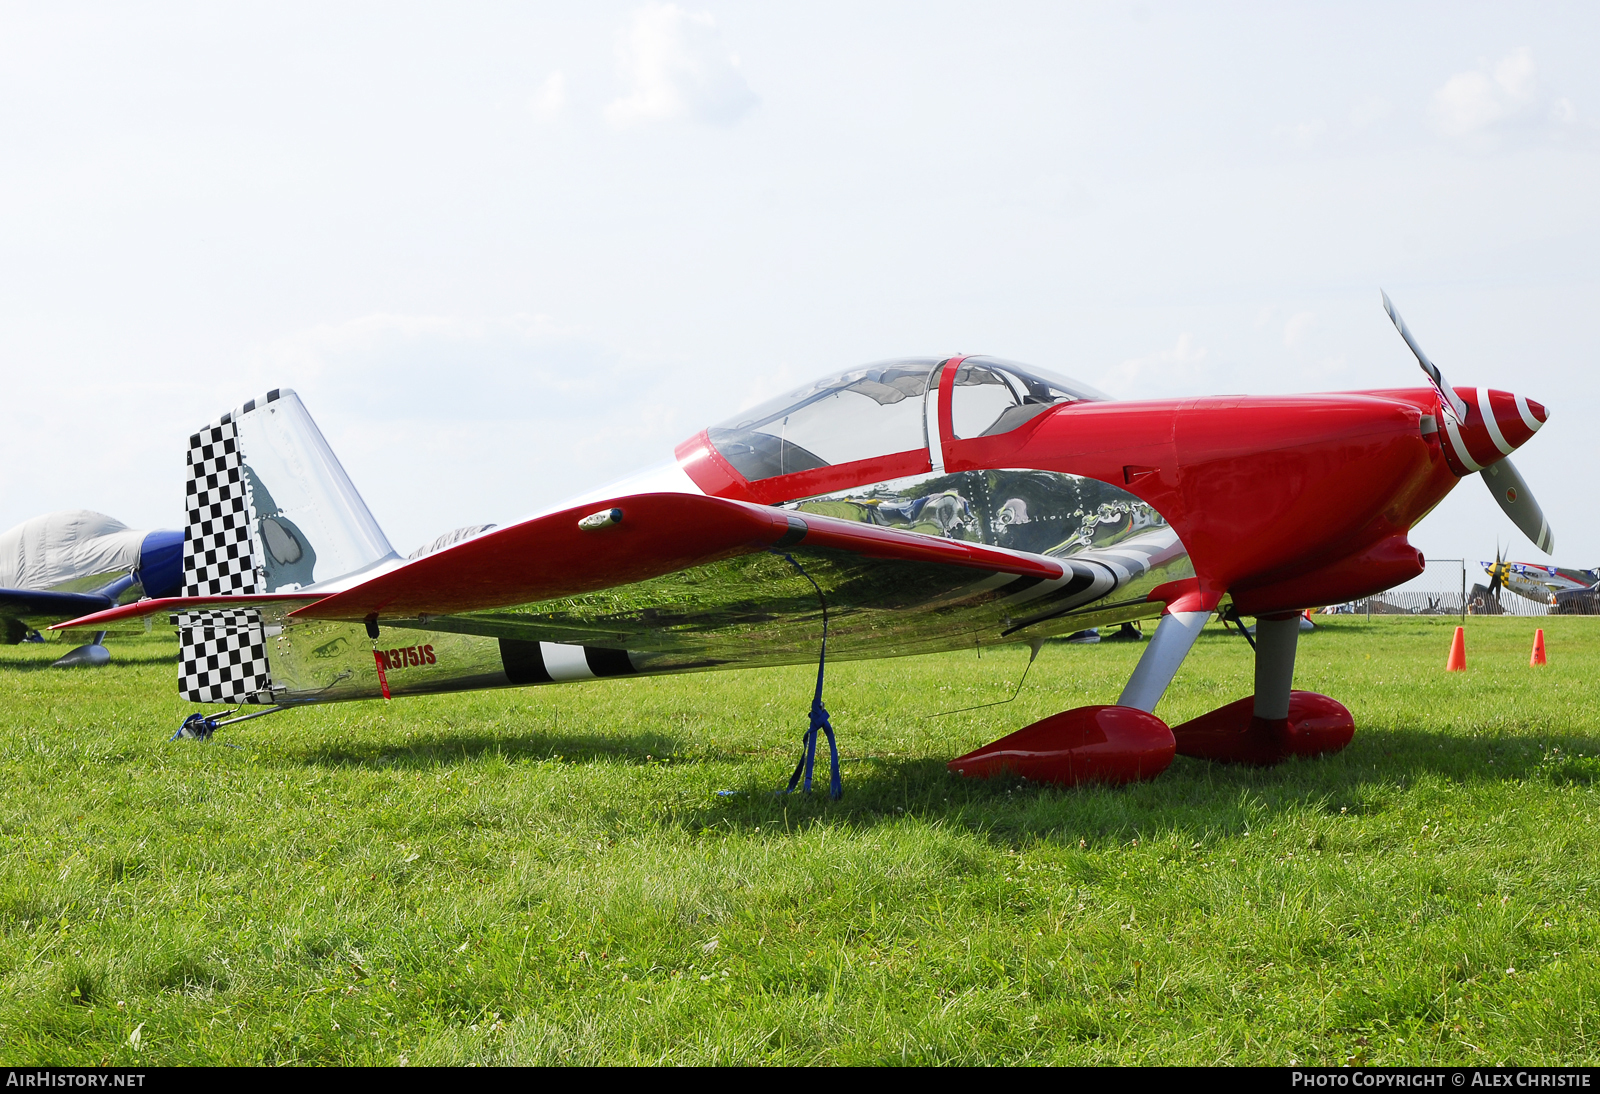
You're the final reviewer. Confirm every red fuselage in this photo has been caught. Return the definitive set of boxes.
[678,364,1539,615]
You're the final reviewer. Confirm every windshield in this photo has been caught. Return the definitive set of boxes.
[706,355,1112,483]
[949,357,1111,439]
[708,358,939,482]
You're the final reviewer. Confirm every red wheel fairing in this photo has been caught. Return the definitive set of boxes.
[948,705,1176,786]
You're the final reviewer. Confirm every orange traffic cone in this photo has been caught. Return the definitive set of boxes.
[1446,626,1467,672]
[1531,628,1548,667]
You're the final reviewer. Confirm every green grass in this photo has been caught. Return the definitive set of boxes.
[2,615,1598,1065]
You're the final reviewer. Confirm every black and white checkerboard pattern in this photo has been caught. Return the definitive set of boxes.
[178,401,278,704]
[176,609,272,704]
[183,419,258,598]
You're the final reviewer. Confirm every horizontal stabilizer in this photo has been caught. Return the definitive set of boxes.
[49,592,323,631]
[293,492,1065,623]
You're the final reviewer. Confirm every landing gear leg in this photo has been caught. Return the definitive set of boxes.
[1252,614,1300,720]
[1117,610,1210,712]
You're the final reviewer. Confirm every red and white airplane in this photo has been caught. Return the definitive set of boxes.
[57,295,1553,791]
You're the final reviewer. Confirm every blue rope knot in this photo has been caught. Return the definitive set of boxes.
[773,550,842,800]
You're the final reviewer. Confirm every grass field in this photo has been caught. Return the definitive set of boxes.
[2,615,1598,1065]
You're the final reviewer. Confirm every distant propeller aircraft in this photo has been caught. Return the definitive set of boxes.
[1478,556,1593,607]
[56,294,1554,789]
[1481,551,1598,610]
[1,510,182,665]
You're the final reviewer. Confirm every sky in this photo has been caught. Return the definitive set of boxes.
[1,2,1595,590]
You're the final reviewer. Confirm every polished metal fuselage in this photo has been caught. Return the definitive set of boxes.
[251,467,1193,707]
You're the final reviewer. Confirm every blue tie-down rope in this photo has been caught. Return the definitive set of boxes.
[773,550,842,800]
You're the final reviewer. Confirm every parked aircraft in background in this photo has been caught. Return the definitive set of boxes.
[1482,554,1598,607]
[1,511,182,665]
[59,295,1554,790]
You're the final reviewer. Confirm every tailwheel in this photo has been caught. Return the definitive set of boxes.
[948,705,1176,786]
[1170,691,1354,766]
[172,712,226,741]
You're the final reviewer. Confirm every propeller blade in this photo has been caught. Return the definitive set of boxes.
[1381,290,1469,421]
[1483,457,1554,555]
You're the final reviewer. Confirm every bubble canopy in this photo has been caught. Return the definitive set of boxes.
[706,356,1109,484]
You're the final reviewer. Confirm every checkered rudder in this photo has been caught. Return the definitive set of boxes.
[183,420,257,599]
[179,414,272,704]
[176,609,272,704]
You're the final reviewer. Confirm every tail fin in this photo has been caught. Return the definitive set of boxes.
[179,388,395,704]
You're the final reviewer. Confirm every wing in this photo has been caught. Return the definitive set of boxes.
[286,494,1183,673]
[0,588,113,628]
[55,492,1190,674]
[292,492,1064,622]
[54,493,1062,629]
[1550,566,1595,590]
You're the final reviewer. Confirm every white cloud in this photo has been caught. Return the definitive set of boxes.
[604,3,757,126]
[1107,333,1210,398]
[528,72,566,121]
[1494,47,1537,100]
[1283,311,1315,349]
[1431,47,1539,137]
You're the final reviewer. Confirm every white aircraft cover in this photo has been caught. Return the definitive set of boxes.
[0,510,145,592]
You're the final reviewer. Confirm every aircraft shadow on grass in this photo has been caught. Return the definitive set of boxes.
[284,727,693,771]
[259,715,1600,845]
[672,725,1600,839]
